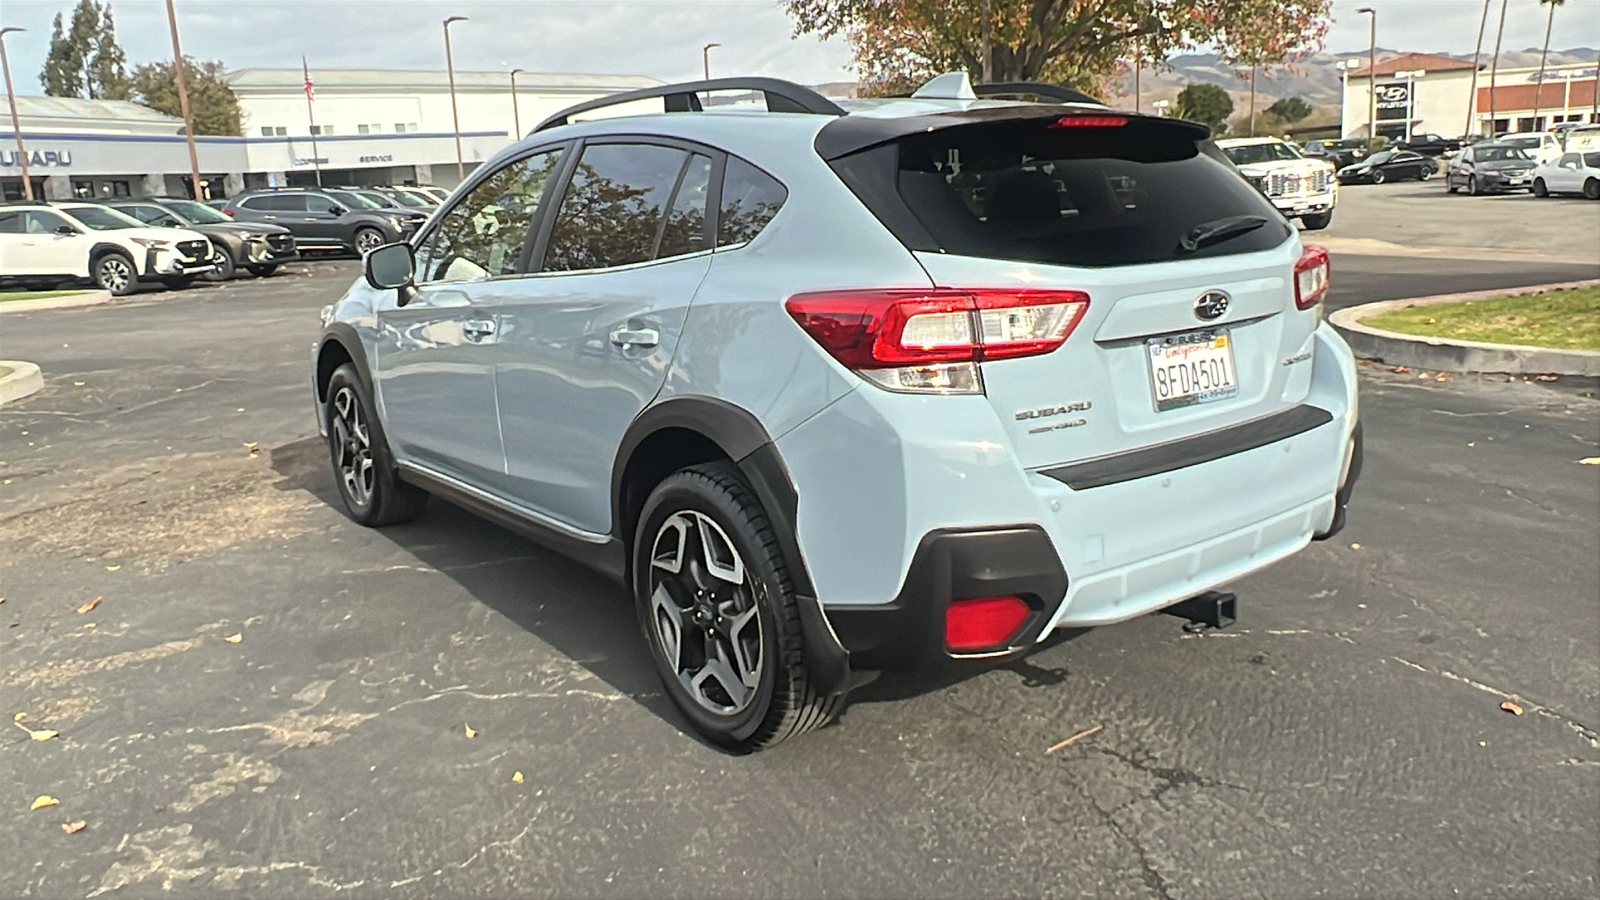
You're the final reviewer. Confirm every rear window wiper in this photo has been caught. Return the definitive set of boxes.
[1177,215,1269,254]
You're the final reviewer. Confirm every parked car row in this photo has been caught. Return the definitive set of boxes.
[219,187,430,256]
[0,200,242,296]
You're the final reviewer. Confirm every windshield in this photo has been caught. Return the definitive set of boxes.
[381,190,430,208]
[1476,146,1532,162]
[1585,152,1600,168]
[1220,142,1303,165]
[162,199,231,224]
[66,205,147,230]
[1502,136,1539,149]
[327,190,381,210]
[351,190,397,208]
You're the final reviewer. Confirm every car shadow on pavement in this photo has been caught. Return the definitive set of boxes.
[270,435,1090,748]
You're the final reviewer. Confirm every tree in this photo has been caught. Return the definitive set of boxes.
[784,0,1331,96]
[1266,96,1313,123]
[1174,83,1233,133]
[130,58,243,136]
[39,0,130,100]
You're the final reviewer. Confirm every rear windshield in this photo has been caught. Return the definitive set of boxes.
[837,116,1289,268]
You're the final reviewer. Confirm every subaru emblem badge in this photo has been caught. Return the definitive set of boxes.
[1193,290,1231,321]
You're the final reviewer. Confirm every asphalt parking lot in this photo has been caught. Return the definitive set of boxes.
[2,187,1597,899]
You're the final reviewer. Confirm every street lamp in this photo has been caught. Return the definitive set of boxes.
[509,68,524,137]
[443,15,469,182]
[164,0,205,200]
[702,43,720,82]
[0,26,30,200]
[1357,7,1377,145]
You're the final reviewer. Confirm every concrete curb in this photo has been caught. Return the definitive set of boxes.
[0,361,44,406]
[1329,279,1600,376]
[0,290,112,313]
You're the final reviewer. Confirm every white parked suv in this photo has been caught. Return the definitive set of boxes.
[315,76,1361,750]
[0,201,215,295]
[1532,150,1600,199]
[1217,137,1338,230]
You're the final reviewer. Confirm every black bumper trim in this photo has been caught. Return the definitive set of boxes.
[823,526,1068,672]
[1040,404,1334,491]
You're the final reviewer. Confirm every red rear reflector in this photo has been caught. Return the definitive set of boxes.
[945,596,1031,652]
[785,289,1089,369]
[1294,244,1330,310]
[1048,115,1127,128]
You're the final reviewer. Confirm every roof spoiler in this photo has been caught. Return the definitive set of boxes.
[973,82,1105,106]
[532,77,847,134]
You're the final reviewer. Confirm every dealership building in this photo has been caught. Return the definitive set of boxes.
[0,68,661,202]
[1339,52,1599,141]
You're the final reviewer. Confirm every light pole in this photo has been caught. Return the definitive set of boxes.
[702,43,720,81]
[0,26,31,200]
[1487,0,1508,135]
[163,0,205,200]
[1357,7,1377,145]
[1465,0,1491,137]
[509,68,524,137]
[443,15,468,182]
[1395,69,1425,142]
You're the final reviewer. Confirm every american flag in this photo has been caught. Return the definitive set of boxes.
[302,57,315,101]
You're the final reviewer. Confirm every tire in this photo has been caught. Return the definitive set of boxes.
[93,251,138,296]
[1418,165,1433,181]
[1468,175,1480,196]
[1301,211,1333,231]
[633,462,838,751]
[323,364,428,527]
[160,276,196,290]
[202,246,236,281]
[1585,178,1600,201]
[353,228,385,256]
[1370,168,1386,184]
[245,263,279,277]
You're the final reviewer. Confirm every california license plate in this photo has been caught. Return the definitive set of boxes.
[1147,329,1239,411]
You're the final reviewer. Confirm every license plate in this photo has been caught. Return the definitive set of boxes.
[1147,329,1239,411]
[1508,177,1527,185]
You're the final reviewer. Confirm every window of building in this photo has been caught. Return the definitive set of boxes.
[259,126,290,137]
[311,125,334,136]
[717,157,787,247]
[109,181,131,198]
[416,148,564,282]
[72,180,94,198]
[357,124,383,135]
[543,143,689,272]
[394,123,418,133]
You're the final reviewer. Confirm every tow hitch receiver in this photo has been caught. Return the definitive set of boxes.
[1165,591,1237,633]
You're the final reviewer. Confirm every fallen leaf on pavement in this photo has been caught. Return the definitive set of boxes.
[105,565,120,572]
[13,712,24,723]
[1435,372,1448,382]
[464,724,477,739]
[1535,374,1558,382]
[222,633,242,644]
[30,796,59,811]
[512,771,524,783]
[1350,543,1362,550]
[243,442,260,456]
[1579,458,1600,466]
[1046,724,1103,754]
[1387,366,1411,374]
[61,821,86,835]
[1417,372,1429,379]
[77,596,101,615]
[1500,700,1524,716]
[73,381,85,387]
[1528,323,1541,329]
[14,720,59,741]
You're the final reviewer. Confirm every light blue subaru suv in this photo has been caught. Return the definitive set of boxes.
[313,75,1361,750]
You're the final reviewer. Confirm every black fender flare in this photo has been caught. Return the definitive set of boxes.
[612,396,852,698]
[315,324,375,400]
[89,242,132,264]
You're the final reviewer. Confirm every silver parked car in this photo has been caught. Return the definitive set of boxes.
[312,75,1361,750]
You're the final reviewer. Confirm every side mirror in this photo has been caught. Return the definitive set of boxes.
[54,224,79,236]
[327,205,346,216]
[364,242,416,297]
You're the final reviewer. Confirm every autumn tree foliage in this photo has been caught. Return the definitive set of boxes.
[785,0,1331,96]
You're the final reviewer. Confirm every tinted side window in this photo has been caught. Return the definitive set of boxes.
[543,143,687,272]
[306,194,343,214]
[24,211,73,234]
[0,210,23,233]
[657,153,712,259]
[417,148,564,283]
[123,205,173,225]
[242,195,302,212]
[718,157,787,247]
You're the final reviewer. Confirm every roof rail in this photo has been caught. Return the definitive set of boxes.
[973,82,1104,106]
[532,76,847,134]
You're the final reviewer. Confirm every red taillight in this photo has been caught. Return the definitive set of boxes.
[945,596,1031,652]
[222,208,234,217]
[1294,244,1330,310]
[1049,115,1128,128]
[785,288,1089,370]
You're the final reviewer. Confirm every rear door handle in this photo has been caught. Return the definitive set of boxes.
[610,326,659,349]
[463,319,497,340]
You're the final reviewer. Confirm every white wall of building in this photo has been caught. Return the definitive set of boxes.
[1340,69,1475,140]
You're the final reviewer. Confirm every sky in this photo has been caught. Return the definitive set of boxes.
[1,0,1596,92]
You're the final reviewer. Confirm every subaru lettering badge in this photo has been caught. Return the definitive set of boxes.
[1193,290,1230,321]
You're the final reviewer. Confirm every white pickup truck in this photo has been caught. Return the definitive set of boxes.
[1217,137,1338,230]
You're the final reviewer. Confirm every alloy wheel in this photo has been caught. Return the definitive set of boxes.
[355,230,384,255]
[330,386,374,508]
[98,257,131,293]
[648,510,763,715]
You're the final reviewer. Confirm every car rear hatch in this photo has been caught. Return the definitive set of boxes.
[818,108,1325,473]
